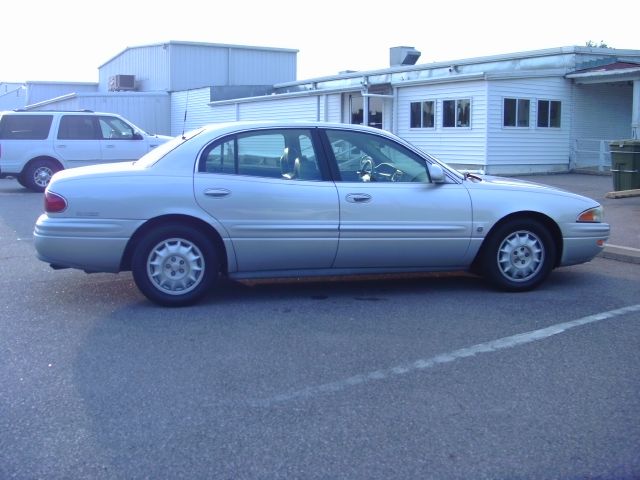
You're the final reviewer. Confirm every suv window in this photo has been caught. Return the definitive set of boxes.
[57,115,99,140]
[0,115,53,140]
[98,116,136,140]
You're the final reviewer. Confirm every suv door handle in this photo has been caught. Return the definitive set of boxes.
[346,193,372,203]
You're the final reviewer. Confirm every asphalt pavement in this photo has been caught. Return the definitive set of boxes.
[514,173,640,264]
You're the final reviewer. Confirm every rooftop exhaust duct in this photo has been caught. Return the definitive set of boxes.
[390,46,421,67]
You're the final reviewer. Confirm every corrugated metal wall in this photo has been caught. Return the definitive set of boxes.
[99,45,171,92]
[0,85,26,110]
[26,83,98,105]
[100,43,297,94]
[30,93,171,136]
[396,81,488,170]
[486,77,571,172]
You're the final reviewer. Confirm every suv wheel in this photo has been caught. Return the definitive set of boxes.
[23,159,60,192]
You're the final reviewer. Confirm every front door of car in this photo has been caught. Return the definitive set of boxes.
[194,128,339,273]
[323,129,473,268]
[97,115,148,162]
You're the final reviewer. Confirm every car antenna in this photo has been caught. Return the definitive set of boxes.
[181,90,190,140]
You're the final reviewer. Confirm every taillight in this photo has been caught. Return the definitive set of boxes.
[44,191,67,213]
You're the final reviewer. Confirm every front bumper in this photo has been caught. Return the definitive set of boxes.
[560,222,610,266]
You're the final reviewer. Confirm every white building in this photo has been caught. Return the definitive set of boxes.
[6,42,640,174]
[199,46,640,174]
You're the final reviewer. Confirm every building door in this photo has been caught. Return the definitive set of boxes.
[344,94,384,129]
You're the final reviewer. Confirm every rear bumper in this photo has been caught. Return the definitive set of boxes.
[33,214,143,272]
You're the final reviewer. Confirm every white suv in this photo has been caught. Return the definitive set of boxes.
[0,110,172,191]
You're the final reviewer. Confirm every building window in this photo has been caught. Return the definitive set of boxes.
[410,101,435,128]
[503,98,530,127]
[350,96,364,125]
[537,100,561,128]
[443,99,471,128]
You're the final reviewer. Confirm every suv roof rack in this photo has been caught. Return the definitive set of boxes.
[10,109,94,113]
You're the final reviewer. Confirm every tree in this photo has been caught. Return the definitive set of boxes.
[585,40,610,48]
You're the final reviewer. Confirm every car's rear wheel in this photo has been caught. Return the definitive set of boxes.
[480,218,556,291]
[131,225,219,306]
[22,159,60,192]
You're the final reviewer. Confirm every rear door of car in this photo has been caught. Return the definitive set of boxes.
[194,127,340,273]
[54,114,102,167]
[320,128,473,268]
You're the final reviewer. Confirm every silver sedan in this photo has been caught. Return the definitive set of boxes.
[34,121,610,306]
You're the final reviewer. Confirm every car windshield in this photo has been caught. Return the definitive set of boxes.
[134,128,205,168]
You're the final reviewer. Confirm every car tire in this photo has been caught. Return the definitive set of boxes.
[480,218,556,292]
[23,159,60,192]
[131,225,219,306]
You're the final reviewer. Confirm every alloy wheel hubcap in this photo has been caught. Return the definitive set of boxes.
[147,238,205,295]
[34,167,53,188]
[497,230,544,282]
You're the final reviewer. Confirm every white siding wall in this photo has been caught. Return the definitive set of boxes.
[486,77,572,173]
[211,105,239,124]
[326,94,341,122]
[237,96,319,121]
[396,81,488,169]
[170,88,216,136]
[30,93,171,136]
[571,83,632,140]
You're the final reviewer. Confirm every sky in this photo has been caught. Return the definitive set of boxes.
[1,0,638,84]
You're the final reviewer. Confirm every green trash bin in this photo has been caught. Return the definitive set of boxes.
[609,140,640,191]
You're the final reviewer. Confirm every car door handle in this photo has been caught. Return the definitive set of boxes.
[346,193,372,203]
[204,188,231,198]
[104,144,115,148]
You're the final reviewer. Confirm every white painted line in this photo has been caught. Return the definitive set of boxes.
[250,304,640,407]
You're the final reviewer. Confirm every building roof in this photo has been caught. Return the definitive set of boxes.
[573,61,640,73]
[99,40,299,69]
[566,61,640,83]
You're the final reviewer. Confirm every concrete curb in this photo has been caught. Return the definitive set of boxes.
[601,244,640,264]
[605,189,640,199]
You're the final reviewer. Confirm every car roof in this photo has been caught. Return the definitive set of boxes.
[195,120,399,139]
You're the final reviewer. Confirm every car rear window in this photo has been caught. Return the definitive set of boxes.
[0,115,53,140]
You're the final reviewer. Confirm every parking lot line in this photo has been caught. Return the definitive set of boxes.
[250,304,640,408]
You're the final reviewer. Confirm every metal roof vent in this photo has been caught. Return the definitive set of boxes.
[390,46,421,67]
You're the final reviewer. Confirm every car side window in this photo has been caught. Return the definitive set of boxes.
[98,116,136,140]
[326,129,428,183]
[57,115,99,140]
[199,129,322,181]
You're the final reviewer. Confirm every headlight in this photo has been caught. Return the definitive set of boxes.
[577,206,603,223]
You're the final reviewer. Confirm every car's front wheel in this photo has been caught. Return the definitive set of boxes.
[480,218,556,292]
[131,225,219,306]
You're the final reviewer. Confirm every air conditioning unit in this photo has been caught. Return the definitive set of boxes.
[108,74,136,91]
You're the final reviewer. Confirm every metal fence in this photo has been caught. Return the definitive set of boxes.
[571,138,612,172]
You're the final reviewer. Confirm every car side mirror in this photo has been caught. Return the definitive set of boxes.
[428,164,446,183]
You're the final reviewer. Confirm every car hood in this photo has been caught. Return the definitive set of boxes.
[463,174,600,205]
